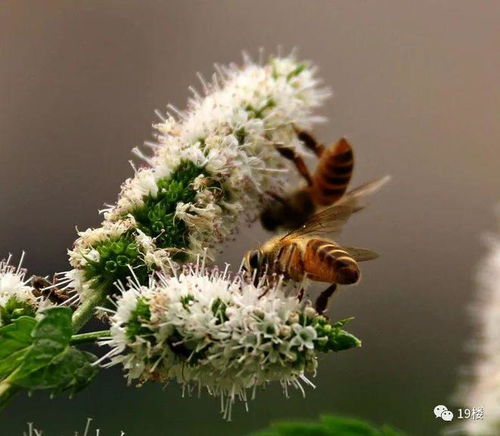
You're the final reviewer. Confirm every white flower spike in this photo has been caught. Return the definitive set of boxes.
[67,53,329,304]
[101,257,360,420]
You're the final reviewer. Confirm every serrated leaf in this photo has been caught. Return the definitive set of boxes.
[10,307,73,382]
[0,317,36,360]
[0,316,36,379]
[15,347,98,394]
[0,307,99,400]
[0,349,30,379]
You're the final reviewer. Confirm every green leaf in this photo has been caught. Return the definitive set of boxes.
[320,415,379,435]
[9,307,72,382]
[0,307,99,400]
[379,425,407,436]
[0,317,36,378]
[252,415,407,436]
[15,348,98,395]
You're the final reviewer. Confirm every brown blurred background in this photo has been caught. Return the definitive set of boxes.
[1,1,499,435]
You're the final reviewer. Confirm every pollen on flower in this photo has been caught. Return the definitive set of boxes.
[100,258,359,420]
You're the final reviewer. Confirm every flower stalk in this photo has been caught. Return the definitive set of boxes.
[71,330,111,345]
[71,285,108,332]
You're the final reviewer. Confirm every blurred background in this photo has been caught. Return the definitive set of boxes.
[0,1,499,434]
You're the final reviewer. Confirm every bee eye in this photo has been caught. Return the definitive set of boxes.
[249,250,261,269]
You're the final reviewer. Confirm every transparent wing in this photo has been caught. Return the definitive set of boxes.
[280,175,391,241]
[336,175,391,212]
[342,246,380,262]
[280,204,354,240]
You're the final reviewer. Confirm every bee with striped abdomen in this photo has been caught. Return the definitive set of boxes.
[245,176,389,313]
[261,132,355,231]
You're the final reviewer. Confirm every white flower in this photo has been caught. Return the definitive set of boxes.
[0,254,35,310]
[66,220,161,303]
[102,53,329,261]
[0,254,52,326]
[100,259,346,420]
[68,53,329,310]
[291,325,318,350]
[453,227,500,435]
[68,220,136,269]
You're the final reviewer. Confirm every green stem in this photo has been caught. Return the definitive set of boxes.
[71,286,108,332]
[0,382,20,410]
[71,330,111,345]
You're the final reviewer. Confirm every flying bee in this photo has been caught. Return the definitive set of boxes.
[261,131,355,231]
[244,176,390,313]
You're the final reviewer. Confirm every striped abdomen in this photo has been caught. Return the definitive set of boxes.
[303,238,360,284]
[310,138,354,206]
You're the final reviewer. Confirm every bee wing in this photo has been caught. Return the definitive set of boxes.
[336,175,391,212]
[342,246,380,262]
[280,204,355,240]
[280,175,391,241]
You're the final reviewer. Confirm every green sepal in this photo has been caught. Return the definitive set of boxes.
[83,232,149,291]
[0,296,36,326]
[327,330,362,352]
[332,317,355,328]
[311,316,361,353]
[131,160,206,258]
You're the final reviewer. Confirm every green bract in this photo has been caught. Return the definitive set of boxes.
[126,298,153,341]
[312,316,362,353]
[0,296,36,326]
[130,160,206,260]
[83,232,149,291]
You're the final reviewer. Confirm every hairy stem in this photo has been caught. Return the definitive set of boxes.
[71,330,111,345]
[71,286,108,332]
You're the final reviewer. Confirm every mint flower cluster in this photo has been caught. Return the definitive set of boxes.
[65,55,329,305]
[0,53,369,418]
[102,262,360,420]
[0,255,49,326]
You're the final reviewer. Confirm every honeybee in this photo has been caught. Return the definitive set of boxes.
[261,132,355,231]
[244,176,389,313]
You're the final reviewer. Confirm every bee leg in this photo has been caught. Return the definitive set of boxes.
[295,129,325,157]
[258,287,270,299]
[275,145,313,186]
[315,283,338,314]
[297,287,305,302]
